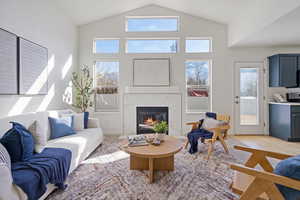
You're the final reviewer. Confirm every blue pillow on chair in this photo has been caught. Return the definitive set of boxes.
[274,155,300,200]
[49,116,75,140]
[205,112,217,119]
[0,122,35,162]
[197,112,216,129]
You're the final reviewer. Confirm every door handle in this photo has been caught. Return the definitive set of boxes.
[234,101,239,104]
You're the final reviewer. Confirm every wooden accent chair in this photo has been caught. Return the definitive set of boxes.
[230,145,300,200]
[185,114,231,159]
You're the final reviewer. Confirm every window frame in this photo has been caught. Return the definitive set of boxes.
[185,59,212,113]
[125,37,180,54]
[185,37,213,53]
[125,16,180,32]
[93,59,120,112]
[93,38,120,54]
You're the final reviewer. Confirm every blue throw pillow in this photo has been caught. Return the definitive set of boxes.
[49,116,75,139]
[274,155,300,200]
[83,112,89,129]
[0,122,35,162]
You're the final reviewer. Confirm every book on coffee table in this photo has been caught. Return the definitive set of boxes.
[127,135,149,147]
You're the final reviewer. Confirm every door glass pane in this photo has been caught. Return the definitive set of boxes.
[240,68,259,125]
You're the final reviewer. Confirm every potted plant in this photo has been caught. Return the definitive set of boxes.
[153,121,168,141]
[72,65,94,128]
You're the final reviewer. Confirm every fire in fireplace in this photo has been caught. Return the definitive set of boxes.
[136,107,168,134]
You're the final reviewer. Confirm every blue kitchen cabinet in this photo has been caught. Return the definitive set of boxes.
[268,54,298,87]
[269,103,300,141]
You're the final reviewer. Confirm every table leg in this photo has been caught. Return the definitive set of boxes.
[149,158,154,183]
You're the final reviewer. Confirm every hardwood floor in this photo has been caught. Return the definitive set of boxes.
[232,135,300,156]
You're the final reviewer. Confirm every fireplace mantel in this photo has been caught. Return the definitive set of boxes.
[125,86,180,94]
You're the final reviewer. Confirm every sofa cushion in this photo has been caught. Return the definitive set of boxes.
[0,112,49,149]
[61,113,84,131]
[46,110,76,140]
[28,120,48,149]
[48,117,75,140]
[73,113,84,131]
[274,155,300,200]
[45,128,103,172]
[0,122,35,162]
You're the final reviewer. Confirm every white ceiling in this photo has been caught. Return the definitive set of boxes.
[53,0,300,47]
[231,6,300,47]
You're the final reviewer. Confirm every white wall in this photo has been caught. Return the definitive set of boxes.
[0,0,78,118]
[79,5,300,135]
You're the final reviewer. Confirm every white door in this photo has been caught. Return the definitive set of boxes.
[234,62,264,134]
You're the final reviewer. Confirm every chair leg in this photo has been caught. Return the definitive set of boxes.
[207,140,214,160]
[219,136,229,153]
[184,139,189,149]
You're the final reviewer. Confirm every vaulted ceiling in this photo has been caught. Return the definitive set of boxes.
[53,0,300,47]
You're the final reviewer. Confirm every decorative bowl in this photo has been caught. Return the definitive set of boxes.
[156,133,166,142]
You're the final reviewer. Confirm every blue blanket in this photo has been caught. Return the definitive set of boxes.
[188,112,216,154]
[188,129,213,154]
[12,148,72,200]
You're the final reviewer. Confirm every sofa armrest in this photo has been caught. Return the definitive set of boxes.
[88,118,100,128]
[0,164,22,200]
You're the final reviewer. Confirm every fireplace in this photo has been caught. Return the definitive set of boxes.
[136,107,168,134]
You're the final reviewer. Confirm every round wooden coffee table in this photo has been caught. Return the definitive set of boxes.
[121,135,183,183]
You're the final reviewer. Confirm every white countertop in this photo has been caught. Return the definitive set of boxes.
[268,102,300,105]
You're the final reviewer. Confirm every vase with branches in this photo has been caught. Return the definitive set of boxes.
[72,65,94,112]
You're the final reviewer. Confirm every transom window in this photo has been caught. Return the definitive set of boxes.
[126,39,178,53]
[93,39,119,54]
[126,16,178,32]
[185,38,212,53]
[94,61,119,111]
[185,60,211,112]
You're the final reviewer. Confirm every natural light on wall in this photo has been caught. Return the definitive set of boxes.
[63,81,73,105]
[26,55,55,94]
[62,55,73,79]
[37,84,55,111]
[8,55,55,116]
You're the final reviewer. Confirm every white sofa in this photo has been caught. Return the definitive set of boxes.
[0,110,103,200]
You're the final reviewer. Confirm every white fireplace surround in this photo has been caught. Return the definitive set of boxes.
[123,87,182,136]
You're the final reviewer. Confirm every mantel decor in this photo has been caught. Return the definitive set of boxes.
[133,58,170,87]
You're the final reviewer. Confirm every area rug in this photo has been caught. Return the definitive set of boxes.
[47,136,241,200]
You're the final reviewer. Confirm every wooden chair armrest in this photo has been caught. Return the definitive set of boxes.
[231,163,300,191]
[234,145,293,160]
[186,122,201,125]
[186,122,202,131]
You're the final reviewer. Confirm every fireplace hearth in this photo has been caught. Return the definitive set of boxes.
[136,107,168,134]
